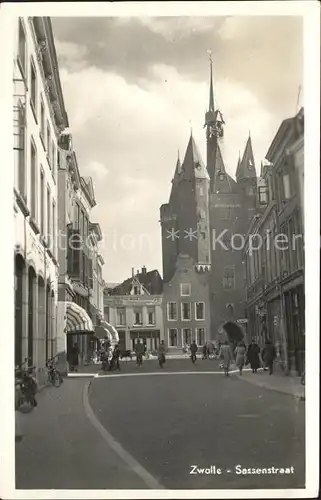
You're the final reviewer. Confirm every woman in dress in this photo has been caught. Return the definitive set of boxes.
[234,341,246,375]
[219,341,232,377]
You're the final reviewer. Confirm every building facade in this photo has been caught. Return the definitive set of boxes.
[104,267,163,352]
[14,17,68,383]
[160,59,257,350]
[244,109,304,376]
[162,254,210,350]
[56,132,99,366]
[88,222,105,326]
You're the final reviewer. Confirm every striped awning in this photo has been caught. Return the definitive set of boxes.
[101,320,119,343]
[95,325,112,341]
[66,301,94,334]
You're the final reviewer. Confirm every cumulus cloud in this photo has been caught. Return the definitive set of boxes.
[52,16,303,282]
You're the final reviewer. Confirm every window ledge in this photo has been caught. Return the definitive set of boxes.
[30,99,38,125]
[47,247,55,261]
[46,154,52,170]
[29,217,40,235]
[14,189,30,217]
[39,132,46,152]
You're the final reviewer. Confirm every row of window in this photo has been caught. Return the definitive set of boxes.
[105,307,156,327]
[258,159,297,208]
[15,126,56,253]
[246,209,303,287]
[168,328,206,347]
[167,302,205,321]
[18,19,57,183]
[74,203,90,244]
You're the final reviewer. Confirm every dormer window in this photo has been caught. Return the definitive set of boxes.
[133,285,140,295]
[258,186,269,205]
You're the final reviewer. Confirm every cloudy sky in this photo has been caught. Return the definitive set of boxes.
[51,16,303,284]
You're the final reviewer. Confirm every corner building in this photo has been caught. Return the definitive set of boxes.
[160,60,258,351]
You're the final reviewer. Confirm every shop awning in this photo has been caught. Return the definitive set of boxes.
[66,301,94,334]
[95,325,112,341]
[101,320,119,343]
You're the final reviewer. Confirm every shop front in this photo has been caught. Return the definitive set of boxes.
[130,330,160,352]
[284,283,305,375]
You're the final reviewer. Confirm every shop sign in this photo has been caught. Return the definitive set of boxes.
[237,319,248,324]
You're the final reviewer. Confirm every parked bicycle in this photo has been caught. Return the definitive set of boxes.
[15,358,38,413]
[46,356,64,387]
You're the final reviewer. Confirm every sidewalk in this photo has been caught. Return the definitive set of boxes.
[15,379,147,489]
[234,368,305,400]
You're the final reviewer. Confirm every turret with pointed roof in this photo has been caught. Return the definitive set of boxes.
[169,152,182,206]
[236,134,257,181]
[181,133,210,182]
[212,144,238,194]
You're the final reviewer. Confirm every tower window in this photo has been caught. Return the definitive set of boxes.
[220,207,231,219]
[168,328,178,347]
[259,186,269,205]
[195,302,205,320]
[180,283,191,296]
[223,266,235,290]
[181,303,191,321]
[167,302,177,321]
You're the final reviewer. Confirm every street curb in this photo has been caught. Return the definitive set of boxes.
[233,374,305,401]
[83,381,165,489]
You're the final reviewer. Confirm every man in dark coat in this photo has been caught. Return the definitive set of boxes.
[246,339,261,374]
[69,342,79,372]
[190,340,198,364]
[262,339,277,375]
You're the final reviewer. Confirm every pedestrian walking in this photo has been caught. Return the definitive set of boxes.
[190,340,198,364]
[68,342,79,372]
[246,339,261,374]
[219,341,232,376]
[261,319,268,344]
[109,344,121,371]
[234,340,246,375]
[202,343,208,360]
[135,339,144,366]
[158,340,166,368]
[262,339,277,375]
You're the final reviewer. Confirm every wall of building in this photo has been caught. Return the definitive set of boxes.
[13,17,66,383]
[162,254,210,350]
[209,192,248,337]
[104,294,163,351]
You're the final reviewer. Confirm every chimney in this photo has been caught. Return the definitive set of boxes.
[142,266,147,275]
[131,267,134,278]
[136,269,139,276]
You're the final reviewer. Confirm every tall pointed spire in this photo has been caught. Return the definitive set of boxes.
[236,136,257,181]
[209,52,215,112]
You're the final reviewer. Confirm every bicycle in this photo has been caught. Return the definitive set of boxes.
[46,356,64,388]
[15,358,38,413]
